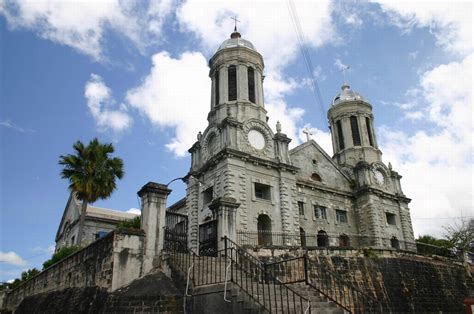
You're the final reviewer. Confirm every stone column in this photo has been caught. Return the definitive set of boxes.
[138,182,171,274]
[209,197,240,250]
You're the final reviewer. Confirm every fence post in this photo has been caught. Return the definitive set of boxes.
[224,236,228,260]
[303,254,309,285]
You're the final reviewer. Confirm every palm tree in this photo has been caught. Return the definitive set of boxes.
[59,138,124,244]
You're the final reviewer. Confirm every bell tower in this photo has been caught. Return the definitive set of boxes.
[208,28,266,125]
[185,28,296,251]
[327,84,382,168]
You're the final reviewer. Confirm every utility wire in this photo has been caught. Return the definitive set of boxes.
[286,0,327,127]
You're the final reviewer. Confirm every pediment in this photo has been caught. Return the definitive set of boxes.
[290,140,352,190]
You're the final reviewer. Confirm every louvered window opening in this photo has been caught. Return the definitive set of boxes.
[366,117,374,147]
[248,67,255,103]
[336,120,345,150]
[214,70,219,105]
[350,116,361,146]
[228,65,237,101]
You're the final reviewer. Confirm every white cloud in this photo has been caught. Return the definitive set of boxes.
[0,251,27,267]
[374,0,473,56]
[126,51,210,156]
[408,50,419,60]
[0,120,36,133]
[127,208,141,215]
[0,0,175,61]
[379,54,473,237]
[85,74,132,133]
[177,0,336,71]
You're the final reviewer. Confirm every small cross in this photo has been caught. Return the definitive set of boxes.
[302,128,313,142]
[340,65,350,84]
[231,16,240,31]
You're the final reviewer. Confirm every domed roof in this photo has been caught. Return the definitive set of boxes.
[216,30,256,52]
[332,84,365,106]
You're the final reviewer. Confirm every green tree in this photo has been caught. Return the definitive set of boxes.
[444,218,474,260]
[59,138,124,244]
[42,245,80,270]
[416,235,454,257]
[20,268,40,281]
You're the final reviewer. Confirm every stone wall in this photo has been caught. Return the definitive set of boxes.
[3,230,145,311]
[3,272,184,314]
[251,247,472,312]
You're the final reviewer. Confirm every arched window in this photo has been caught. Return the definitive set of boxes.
[228,65,237,101]
[317,230,329,247]
[366,117,374,147]
[300,227,306,248]
[336,120,345,150]
[248,67,255,103]
[257,214,272,247]
[391,237,400,250]
[350,116,361,146]
[214,70,220,105]
[311,173,322,182]
[339,234,350,247]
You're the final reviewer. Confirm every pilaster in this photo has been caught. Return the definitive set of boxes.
[209,197,240,250]
[137,182,171,274]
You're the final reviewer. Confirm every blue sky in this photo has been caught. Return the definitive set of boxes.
[0,0,472,282]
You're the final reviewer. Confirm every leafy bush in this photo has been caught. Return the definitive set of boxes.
[416,235,455,258]
[117,216,141,230]
[42,245,80,270]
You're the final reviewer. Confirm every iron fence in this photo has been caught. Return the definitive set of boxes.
[237,230,418,252]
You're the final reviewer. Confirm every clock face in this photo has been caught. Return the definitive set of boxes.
[248,129,266,150]
[373,169,385,185]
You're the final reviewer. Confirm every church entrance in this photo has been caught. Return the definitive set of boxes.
[199,220,218,256]
[257,214,272,247]
[164,211,188,253]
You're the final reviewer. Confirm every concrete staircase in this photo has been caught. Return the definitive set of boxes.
[168,252,345,313]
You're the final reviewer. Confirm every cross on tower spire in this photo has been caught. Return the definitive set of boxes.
[231,16,240,32]
[340,64,350,85]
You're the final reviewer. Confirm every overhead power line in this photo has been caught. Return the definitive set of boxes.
[286,0,327,127]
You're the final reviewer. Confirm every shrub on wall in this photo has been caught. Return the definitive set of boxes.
[42,245,80,270]
[117,216,141,230]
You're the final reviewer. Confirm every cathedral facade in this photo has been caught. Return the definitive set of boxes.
[179,29,415,252]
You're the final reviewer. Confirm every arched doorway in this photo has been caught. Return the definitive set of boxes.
[339,234,350,247]
[257,214,272,246]
[317,230,329,247]
[300,227,306,248]
[391,237,400,249]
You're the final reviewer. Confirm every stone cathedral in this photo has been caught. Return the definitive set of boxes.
[176,28,416,253]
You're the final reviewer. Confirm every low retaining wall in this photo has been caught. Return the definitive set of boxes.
[250,247,473,312]
[3,229,145,311]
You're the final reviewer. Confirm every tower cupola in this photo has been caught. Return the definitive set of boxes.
[327,84,381,168]
[208,29,265,125]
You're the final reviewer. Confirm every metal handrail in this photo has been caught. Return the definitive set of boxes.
[185,263,194,297]
[223,256,232,302]
[224,236,311,313]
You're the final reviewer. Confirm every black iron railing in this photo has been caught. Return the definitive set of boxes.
[265,256,307,284]
[237,230,417,252]
[224,237,311,313]
[260,252,384,313]
[166,235,386,313]
[306,259,384,313]
[166,238,311,313]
